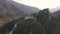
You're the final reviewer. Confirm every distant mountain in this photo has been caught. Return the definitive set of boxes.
[52,10,60,18]
[50,7,60,18]
[0,0,39,17]
[50,7,60,13]
[0,0,25,17]
[8,0,39,13]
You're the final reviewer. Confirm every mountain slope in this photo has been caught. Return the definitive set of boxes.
[8,0,39,13]
[0,0,25,17]
[0,0,39,26]
[0,0,39,17]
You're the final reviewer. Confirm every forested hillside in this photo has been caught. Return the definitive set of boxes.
[0,8,60,34]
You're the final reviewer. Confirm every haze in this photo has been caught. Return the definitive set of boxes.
[13,0,60,9]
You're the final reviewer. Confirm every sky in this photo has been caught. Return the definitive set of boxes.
[13,0,60,9]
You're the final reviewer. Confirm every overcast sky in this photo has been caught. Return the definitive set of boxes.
[13,0,60,9]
